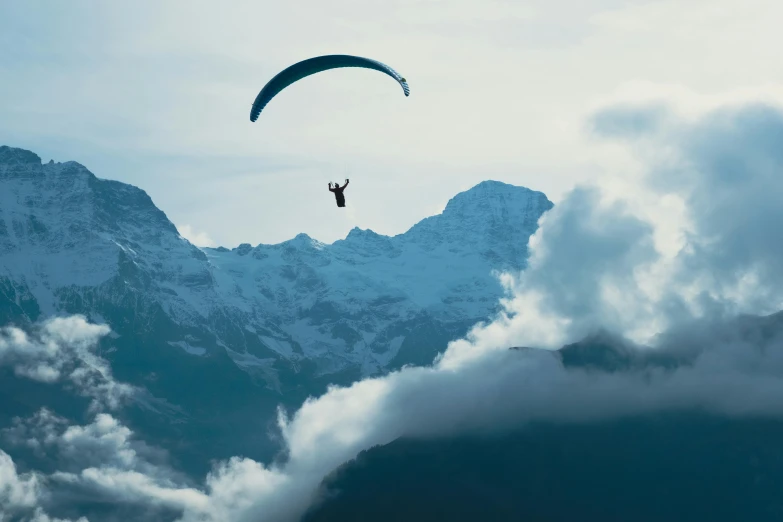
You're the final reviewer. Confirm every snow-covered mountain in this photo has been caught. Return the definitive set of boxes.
[0,145,552,389]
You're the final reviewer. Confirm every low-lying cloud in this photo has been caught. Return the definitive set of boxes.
[2,409,195,521]
[0,449,40,511]
[0,316,135,411]
[6,91,783,522]
[0,448,89,522]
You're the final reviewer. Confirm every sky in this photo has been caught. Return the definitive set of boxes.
[3,0,783,247]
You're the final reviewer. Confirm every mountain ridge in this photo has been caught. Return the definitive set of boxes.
[0,145,553,456]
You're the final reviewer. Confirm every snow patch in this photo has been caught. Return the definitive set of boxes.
[259,336,294,357]
[168,341,207,356]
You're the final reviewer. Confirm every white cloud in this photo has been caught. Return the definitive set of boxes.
[3,410,193,519]
[0,444,88,522]
[177,224,216,248]
[27,508,89,522]
[3,408,68,456]
[0,449,41,512]
[57,414,142,470]
[53,468,209,513]
[5,409,177,478]
[0,451,83,522]
[0,316,135,411]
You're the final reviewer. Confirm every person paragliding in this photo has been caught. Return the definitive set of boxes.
[328,179,349,208]
[249,55,407,210]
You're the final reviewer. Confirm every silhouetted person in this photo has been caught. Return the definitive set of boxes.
[329,179,349,208]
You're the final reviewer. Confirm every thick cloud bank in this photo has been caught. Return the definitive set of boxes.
[6,93,783,522]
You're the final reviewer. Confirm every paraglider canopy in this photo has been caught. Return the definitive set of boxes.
[250,54,410,121]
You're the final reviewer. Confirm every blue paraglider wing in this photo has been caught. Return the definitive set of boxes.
[250,55,410,121]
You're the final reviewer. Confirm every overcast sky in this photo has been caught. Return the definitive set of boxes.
[2,0,782,248]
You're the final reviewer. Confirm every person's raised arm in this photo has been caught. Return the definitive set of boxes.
[341,178,350,190]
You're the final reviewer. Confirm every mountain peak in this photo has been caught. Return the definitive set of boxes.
[346,227,382,240]
[0,145,180,246]
[234,243,254,255]
[399,180,553,264]
[442,180,544,216]
[285,232,320,248]
[463,179,518,192]
[0,146,42,167]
